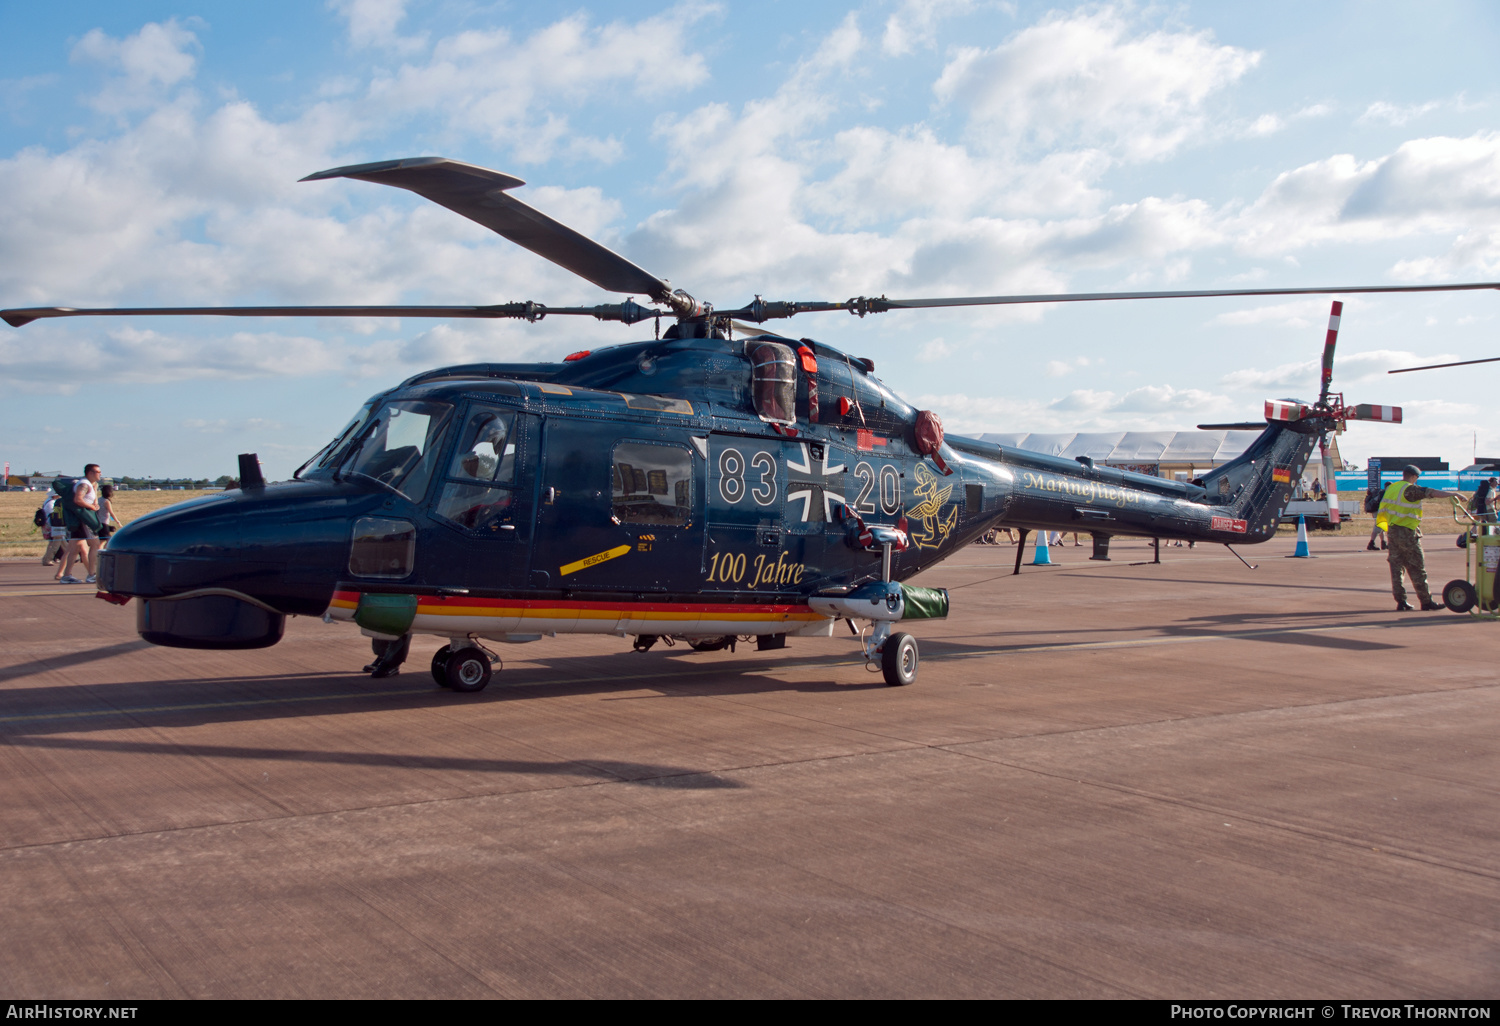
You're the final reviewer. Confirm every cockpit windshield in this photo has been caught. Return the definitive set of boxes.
[298,402,376,479]
[336,400,453,499]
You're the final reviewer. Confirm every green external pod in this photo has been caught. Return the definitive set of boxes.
[898,584,949,621]
[354,592,419,636]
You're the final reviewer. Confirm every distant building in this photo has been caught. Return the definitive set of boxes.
[1372,456,1448,472]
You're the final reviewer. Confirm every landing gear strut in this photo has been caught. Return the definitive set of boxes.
[813,518,923,687]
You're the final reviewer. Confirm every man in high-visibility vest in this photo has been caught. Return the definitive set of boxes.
[1375,464,1458,611]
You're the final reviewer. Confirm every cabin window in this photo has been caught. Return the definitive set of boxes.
[343,400,453,500]
[749,342,796,425]
[348,517,416,578]
[612,441,692,526]
[434,405,520,535]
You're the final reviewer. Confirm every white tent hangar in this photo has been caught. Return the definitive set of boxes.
[974,431,1268,480]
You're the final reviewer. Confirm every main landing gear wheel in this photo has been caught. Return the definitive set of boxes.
[445,646,492,692]
[881,632,918,687]
[431,647,452,687]
[1443,579,1477,613]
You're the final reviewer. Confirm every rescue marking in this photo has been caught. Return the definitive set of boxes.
[559,544,631,577]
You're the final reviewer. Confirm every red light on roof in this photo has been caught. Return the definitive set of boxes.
[563,350,591,362]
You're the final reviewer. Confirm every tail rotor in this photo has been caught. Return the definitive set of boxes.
[1319,300,1341,407]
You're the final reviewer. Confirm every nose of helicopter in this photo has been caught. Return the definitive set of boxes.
[99,481,385,649]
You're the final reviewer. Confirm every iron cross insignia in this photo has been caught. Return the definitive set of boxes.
[786,442,847,523]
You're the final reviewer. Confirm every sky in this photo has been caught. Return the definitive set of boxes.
[2,0,1499,480]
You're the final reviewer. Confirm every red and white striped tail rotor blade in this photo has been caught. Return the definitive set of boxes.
[1265,399,1311,422]
[1320,300,1341,403]
[1347,403,1402,423]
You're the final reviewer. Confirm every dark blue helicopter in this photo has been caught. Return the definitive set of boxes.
[5,158,1496,688]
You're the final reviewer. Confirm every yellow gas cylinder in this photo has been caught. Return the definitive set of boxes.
[1478,531,1500,609]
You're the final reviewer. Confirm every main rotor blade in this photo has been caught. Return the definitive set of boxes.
[718,281,1500,324]
[858,281,1500,314]
[302,157,675,305]
[1388,355,1500,374]
[1,301,662,329]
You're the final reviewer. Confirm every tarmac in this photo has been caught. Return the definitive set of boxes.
[0,534,1495,998]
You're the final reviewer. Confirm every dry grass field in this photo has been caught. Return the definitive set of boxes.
[0,489,215,559]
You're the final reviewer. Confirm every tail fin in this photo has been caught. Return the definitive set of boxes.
[1198,418,1322,541]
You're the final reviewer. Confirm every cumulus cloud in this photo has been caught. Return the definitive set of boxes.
[359,6,716,161]
[71,18,202,115]
[1220,349,1459,394]
[1210,299,1331,329]
[0,312,631,392]
[1044,355,1093,377]
[1233,132,1500,260]
[1391,230,1500,279]
[329,0,428,54]
[802,128,1113,223]
[184,417,284,433]
[0,5,729,360]
[8,2,1500,416]
[881,0,976,56]
[917,383,1232,435]
[917,338,953,361]
[933,7,1259,160]
[1358,99,1441,126]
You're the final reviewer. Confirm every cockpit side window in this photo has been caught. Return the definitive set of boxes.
[750,342,797,425]
[434,404,521,535]
[447,408,517,484]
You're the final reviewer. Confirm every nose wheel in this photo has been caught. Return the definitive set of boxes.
[881,632,918,687]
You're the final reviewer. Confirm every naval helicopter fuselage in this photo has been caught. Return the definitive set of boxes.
[97,326,1322,689]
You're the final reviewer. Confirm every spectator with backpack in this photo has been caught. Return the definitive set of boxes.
[58,463,104,584]
[1470,477,1498,524]
[1364,485,1387,551]
[37,495,65,567]
[97,483,119,542]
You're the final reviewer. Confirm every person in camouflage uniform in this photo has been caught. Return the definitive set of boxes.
[1375,464,1458,611]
